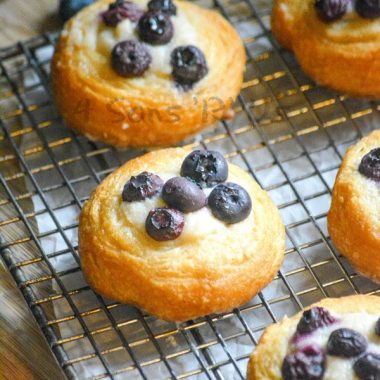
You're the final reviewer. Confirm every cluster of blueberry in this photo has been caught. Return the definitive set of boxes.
[102,0,208,89]
[282,307,380,380]
[121,150,252,241]
[359,148,380,181]
[315,0,380,22]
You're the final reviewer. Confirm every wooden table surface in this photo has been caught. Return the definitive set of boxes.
[0,2,66,379]
[0,261,65,380]
[0,0,60,48]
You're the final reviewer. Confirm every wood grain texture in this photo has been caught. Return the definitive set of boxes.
[0,261,65,380]
[0,0,60,48]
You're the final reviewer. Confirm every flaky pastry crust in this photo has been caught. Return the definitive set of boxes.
[328,130,380,283]
[52,0,246,147]
[272,0,380,97]
[247,295,380,379]
[79,148,285,321]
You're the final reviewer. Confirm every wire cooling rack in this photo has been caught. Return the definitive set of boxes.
[1,0,380,379]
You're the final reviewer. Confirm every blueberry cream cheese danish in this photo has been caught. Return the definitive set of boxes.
[79,148,285,321]
[272,0,380,97]
[247,295,380,380]
[328,130,380,283]
[52,0,246,147]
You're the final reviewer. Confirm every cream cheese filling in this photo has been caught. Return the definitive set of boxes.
[95,3,198,76]
[121,170,254,241]
[288,312,380,380]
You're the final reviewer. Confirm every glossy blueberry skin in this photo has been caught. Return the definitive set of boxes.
[208,182,252,224]
[111,40,151,77]
[145,208,185,241]
[122,172,164,202]
[315,0,349,21]
[148,0,177,15]
[171,46,208,89]
[356,0,380,19]
[282,345,326,380]
[354,353,380,380]
[296,307,337,335]
[180,150,228,188]
[59,0,95,22]
[138,11,174,45]
[327,328,368,358]
[359,148,380,181]
[102,0,144,26]
[162,177,207,213]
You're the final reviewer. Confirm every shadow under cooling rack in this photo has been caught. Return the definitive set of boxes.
[1,0,380,379]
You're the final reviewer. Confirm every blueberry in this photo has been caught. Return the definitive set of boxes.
[315,0,349,21]
[356,0,380,18]
[145,208,185,241]
[148,0,177,15]
[138,11,173,45]
[122,172,163,202]
[171,46,208,89]
[282,345,326,380]
[296,307,337,335]
[162,177,207,213]
[208,183,252,224]
[376,318,380,337]
[59,0,95,22]
[327,328,367,357]
[354,353,380,380]
[102,0,144,26]
[359,148,380,181]
[111,40,151,77]
[180,150,228,188]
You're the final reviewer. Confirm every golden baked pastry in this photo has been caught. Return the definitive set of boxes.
[247,295,380,380]
[52,0,245,147]
[79,148,285,321]
[328,130,380,283]
[272,0,380,97]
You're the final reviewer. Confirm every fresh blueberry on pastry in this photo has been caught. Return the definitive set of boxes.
[358,147,380,181]
[315,0,349,22]
[354,353,380,380]
[137,10,174,45]
[171,45,208,89]
[356,0,380,19]
[122,171,163,201]
[208,182,252,224]
[102,0,144,26]
[52,0,246,147]
[162,176,206,213]
[180,150,228,188]
[145,207,184,241]
[296,307,337,335]
[247,295,380,380]
[111,40,152,77]
[147,0,176,15]
[282,345,326,380]
[79,148,285,321]
[327,328,368,358]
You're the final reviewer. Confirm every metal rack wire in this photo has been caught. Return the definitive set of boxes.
[1,0,380,379]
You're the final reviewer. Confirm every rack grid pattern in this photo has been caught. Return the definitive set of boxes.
[1,0,380,379]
